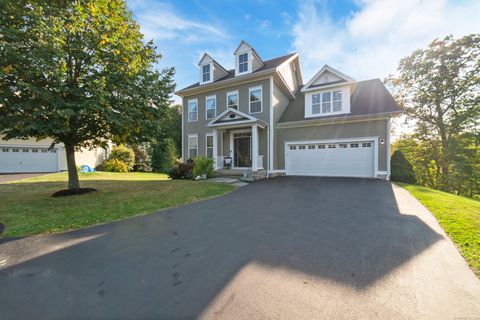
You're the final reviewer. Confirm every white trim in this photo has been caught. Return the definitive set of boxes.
[301,81,355,93]
[248,85,263,114]
[386,117,391,180]
[377,171,388,175]
[205,132,214,158]
[302,65,354,92]
[187,98,198,122]
[187,134,198,160]
[251,124,258,171]
[284,136,379,178]
[229,128,252,169]
[181,99,184,161]
[304,86,350,119]
[226,90,239,110]
[277,114,391,129]
[205,94,216,120]
[269,77,274,172]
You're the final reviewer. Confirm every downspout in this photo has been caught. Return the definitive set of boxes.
[386,116,391,180]
[269,77,274,177]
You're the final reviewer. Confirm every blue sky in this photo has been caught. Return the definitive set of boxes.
[127,0,480,102]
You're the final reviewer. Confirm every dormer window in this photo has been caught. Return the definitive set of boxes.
[239,53,248,73]
[309,89,345,116]
[202,64,211,83]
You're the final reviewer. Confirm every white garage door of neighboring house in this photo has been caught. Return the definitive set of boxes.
[286,139,376,178]
[0,147,59,173]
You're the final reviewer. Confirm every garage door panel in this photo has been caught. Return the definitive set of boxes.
[286,140,374,178]
[0,147,58,173]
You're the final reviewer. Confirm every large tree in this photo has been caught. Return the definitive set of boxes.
[388,34,480,190]
[0,0,175,191]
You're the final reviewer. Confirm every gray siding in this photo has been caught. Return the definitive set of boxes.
[276,119,388,171]
[183,78,271,161]
[272,81,290,170]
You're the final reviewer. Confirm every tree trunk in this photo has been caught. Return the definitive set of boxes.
[65,144,80,190]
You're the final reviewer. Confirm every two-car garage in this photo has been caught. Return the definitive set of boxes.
[0,146,59,173]
[285,139,377,178]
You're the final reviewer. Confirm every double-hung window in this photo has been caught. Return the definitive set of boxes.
[238,53,248,73]
[188,99,198,122]
[205,95,216,119]
[206,133,214,158]
[227,91,238,109]
[311,89,343,115]
[202,64,211,83]
[312,94,321,114]
[322,92,331,113]
[188,134,198,159]
[249,86,262,113]
[332,90,342,112]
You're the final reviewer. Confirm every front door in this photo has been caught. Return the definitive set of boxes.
[234,134,251,168]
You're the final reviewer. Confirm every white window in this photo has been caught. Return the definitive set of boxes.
[23,148,29,152]
[289,146,297,150]
[350,143,359,148]
[318,144,326,149]
[188,134,198,159]
[2,148,8,152]
[206,133,214,158]
[202,64,211,83]
[339,143,347,148]
[227,91,238,109]
[249,86,262,113]
[41,149,48,153]
[299,145,306,150]
[308,145,315,149]
[188,99,198,122]
[12,148,19,152]
[322,92,331,113]
[308,88,346,116]
[32,148,39,153]
[238,52,248,73]
[362,142,372,148]
[332,90,342,112]
[328,144,336,149]
[312,94,321,114]
[205,95,216,119]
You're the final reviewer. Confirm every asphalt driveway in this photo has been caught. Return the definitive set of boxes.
[1,177,479,319]
[0,173,50,184]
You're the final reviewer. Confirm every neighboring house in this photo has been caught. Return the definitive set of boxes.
[176,41,401,179]
[0,136,108,173]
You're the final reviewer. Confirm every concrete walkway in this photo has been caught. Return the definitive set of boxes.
[0,177,479,319]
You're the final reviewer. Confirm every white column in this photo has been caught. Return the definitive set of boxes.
[213,129,218,170]
[252,124,258,172]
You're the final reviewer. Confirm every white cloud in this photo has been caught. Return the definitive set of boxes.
[292,0,480,82]
[127,1,228,44]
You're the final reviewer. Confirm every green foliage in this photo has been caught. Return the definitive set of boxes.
[0,0,175,189]
[131,143,152,172]
[167,163,194,180]
[109,145,135,171]
[391,150,416,184]
[192,157,214,178]
[151,138,178,172]
[156,105,182,155]
[103,159,128,173]
[388,34,480,197]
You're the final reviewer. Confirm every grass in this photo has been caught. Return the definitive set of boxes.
[0,172,235,238]
[398,183,480,276]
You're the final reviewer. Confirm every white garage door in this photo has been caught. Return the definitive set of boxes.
[0,147,58,173]
[286,140,375,178]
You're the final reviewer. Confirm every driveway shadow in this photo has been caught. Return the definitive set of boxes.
[0,176,443,319]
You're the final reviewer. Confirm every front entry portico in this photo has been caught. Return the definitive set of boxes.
[208,108,267,172]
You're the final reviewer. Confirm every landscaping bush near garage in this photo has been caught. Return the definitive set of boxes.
[103,158,129,172]
[391,150,417,184]
[108,145,135,170]
[192,157,214,179]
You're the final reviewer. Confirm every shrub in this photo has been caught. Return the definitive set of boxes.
[103,158,128,173]
[132,143,152,172]
[192,157,214,178]
[391,150,416,183]
[167,162,194,179]
[151,138,178,172]
[109,145,135,171]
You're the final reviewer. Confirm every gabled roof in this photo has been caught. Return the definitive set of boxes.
[208,107,268,128]
[278,79,401,124]
[233,40,264,67]
[176,52,297,94]
[302,65,355,92]
[198,53,229,75]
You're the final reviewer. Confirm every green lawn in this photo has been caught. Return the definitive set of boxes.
[0,172,235,238]
[399,183,480,276]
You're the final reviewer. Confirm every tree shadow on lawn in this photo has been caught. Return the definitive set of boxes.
[0,177,443,319]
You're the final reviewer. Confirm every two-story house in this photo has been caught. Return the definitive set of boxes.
[175,41,401,179]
